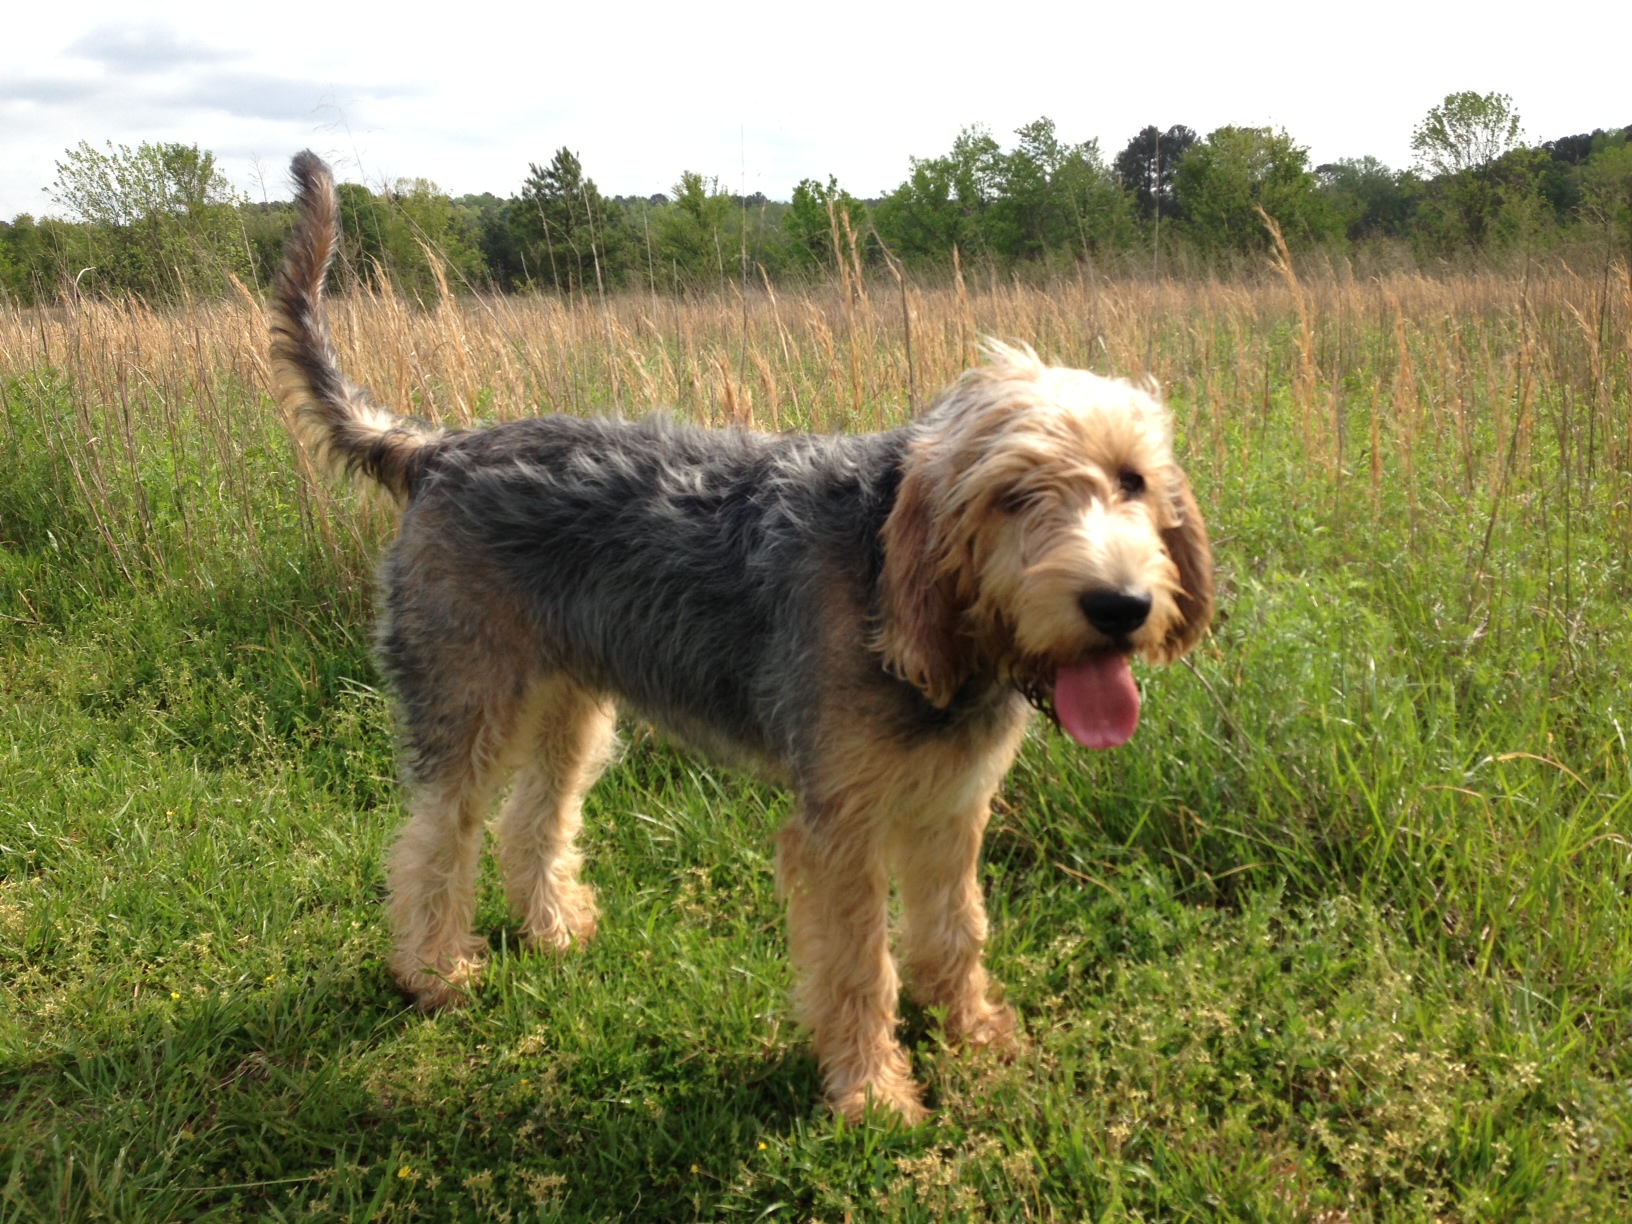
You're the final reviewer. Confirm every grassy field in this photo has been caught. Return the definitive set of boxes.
[2,259,1630,1221]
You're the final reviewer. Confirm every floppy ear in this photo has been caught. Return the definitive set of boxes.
[875,457,973,708]
[1157,470,1214,661]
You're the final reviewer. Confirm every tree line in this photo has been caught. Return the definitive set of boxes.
[3,92,1629,305]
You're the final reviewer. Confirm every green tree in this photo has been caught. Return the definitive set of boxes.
[1317,157,1418,239]
[1114,125,1197,222]
[0,215,66,302]
[873,126,1004,263]
[1582,136,1632,272]
[1527,126,1632,228]
[783,176,866,273]
[872,158,965,263]
[1488,147,1560,247]
[1406,93,1532,251]
[396,179,487,288]
[873,121,1128,266]
[1173,126,1338,254]
[0,220,26,301]
[236,201,297,292]
[653,171,735,289]
[509,148,626,293]
[48,140,249,300]
[456,193,523,290]
[987,118,1132,261]
[1411,92,1523,178]
[335,177,487,299]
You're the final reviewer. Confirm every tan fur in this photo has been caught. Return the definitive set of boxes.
[495,678,618,950]
[387,674,616,1007]
[875,456,973,707]
[765,582,1035,1121]
[1155,472,1215,662]
[879,343,1213,702]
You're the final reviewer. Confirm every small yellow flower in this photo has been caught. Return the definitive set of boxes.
[264,974,276,983]
[398,1165,412,1179]
[519,1078,530,1088]
[690,1164,699,1174]
[171,991,180,1000]
[757,1141,767,1151]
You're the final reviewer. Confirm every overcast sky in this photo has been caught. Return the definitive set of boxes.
[3,0,1627,221]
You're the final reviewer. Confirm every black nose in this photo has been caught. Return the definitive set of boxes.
[1079,590,1151,638]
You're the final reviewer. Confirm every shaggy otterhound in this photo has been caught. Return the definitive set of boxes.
[269,151,1212,1123]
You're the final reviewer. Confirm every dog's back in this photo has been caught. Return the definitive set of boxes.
[266,150,979,786]
[381,413,910,776]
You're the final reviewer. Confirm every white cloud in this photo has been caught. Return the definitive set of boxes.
[65,21,232,72]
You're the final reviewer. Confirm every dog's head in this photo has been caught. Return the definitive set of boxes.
[875,343,1212,745]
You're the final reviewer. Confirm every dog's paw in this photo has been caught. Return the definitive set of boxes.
[824,1047,930,1127]
[830,1079,930,1127]
[522,881,599,951]
[950,999,1018,1054]
[394,947,486,1012]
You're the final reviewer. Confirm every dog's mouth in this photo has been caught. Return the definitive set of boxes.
[1038,652,1141,750]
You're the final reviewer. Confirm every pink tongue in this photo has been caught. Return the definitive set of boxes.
[1054,655,1141,749]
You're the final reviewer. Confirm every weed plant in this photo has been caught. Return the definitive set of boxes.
[1,258,1629,1219]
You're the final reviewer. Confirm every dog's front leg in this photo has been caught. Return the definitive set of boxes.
[890,794,1017,1050]
[777,816,925,1124]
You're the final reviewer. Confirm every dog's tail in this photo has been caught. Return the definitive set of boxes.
[268,150,437,500]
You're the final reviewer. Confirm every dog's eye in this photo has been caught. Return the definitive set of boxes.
[1118,470,1146,497]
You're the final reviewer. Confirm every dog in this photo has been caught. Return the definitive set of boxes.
[268,150,1212,1123]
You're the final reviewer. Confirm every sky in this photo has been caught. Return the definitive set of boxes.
[2,0,1628,221]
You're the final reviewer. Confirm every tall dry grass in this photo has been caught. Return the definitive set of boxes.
[1,260,1628,599]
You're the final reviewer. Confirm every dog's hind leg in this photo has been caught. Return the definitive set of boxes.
[496,675,617,952]
[384,635,531,1011]
[386,735,510,1010]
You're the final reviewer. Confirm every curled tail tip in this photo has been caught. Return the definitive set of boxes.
[281,152,339,277]
[289,150,334,198]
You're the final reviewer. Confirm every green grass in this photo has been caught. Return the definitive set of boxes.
[3,291,1632,1221]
